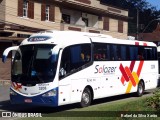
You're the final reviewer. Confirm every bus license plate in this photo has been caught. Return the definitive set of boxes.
[24,99,32,103]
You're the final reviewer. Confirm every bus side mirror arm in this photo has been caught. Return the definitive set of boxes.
[2,46,18,63]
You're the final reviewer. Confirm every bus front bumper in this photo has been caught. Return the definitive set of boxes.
[10,88,58,107]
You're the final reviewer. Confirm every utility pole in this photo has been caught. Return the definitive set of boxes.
[136,8,139,40]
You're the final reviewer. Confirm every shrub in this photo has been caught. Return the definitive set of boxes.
[146,88,160,111]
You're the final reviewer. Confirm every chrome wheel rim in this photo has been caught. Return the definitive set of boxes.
[138,84,143,94]
[82,92,89,104]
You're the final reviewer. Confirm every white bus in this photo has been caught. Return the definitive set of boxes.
[3,31,158,107]
[157,46,160,73]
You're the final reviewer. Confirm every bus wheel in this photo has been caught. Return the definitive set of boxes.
[136,81,144,97]
[80,87,92,107]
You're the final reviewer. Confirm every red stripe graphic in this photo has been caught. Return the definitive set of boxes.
[119,60,144,93]
[125,67,136,87]
[143,43,147,46]
[12,82,22,90]
[130,61,135,71]
[12,82,16,87]
[137,61,144,77]
[135,42,139,45]
[119,64,129,82]
[120,61,135,84]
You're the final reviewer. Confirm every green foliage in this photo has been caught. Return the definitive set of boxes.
[146,89,160,111]
[21,95,156,120]
[101,0,160,33]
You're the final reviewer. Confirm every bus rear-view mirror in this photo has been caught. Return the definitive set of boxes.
[2,46,18,63]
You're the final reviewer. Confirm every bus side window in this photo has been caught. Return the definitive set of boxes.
[129,46,138,60]
[59,47,71,78]
[121,45,126,60]
[137,47,144,60]
[93,43,109,61]
[110,44,117,61]
[59,44,91,79]
[70,44,91,69]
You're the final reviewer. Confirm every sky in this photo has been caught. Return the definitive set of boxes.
[145,0,160,10]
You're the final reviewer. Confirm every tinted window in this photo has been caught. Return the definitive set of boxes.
[94,43,125,61]
[129,46,138,60]
[93,42,157,61]
[121,45,126,60]
[60,44,91,78]
[143,47,157,60]
[94,43,108,61]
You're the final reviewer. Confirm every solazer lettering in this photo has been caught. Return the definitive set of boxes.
[95,65,116,74]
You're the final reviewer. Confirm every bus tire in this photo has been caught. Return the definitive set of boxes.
[136,81,144,97]
[80,87,92,107]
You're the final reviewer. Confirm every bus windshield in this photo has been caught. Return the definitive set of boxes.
[12,44,58,84]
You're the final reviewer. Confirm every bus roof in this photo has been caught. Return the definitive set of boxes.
[21,30,157,48]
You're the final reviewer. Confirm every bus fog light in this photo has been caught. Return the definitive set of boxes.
[42,89,56,97]
[10,89,17,96]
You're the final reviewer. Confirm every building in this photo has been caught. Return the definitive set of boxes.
[0,0,129,80]
[129,23,160,45]
[140,23,160,45]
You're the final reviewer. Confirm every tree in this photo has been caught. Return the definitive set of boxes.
[101,0,160,33]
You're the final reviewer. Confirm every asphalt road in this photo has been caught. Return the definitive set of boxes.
[0,84,157,119]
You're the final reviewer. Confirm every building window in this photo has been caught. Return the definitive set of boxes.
[82,18,88,27]
[18,0,34,19]
[62,14,70,24]
[118,20,123,33]
[23,0,28,17]
[41,4,55,22]
[103,17,109,31]
[45,5,50,21]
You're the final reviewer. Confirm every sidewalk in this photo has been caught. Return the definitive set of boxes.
[0,80,11,86]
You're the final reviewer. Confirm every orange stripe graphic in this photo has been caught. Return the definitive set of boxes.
[121,76,125,85]
[125,67,136,87]
[132,72,139,84]
[120,61,144,94]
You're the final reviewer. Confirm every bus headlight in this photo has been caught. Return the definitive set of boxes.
[42,89,56,97]
[10,89,17,96]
